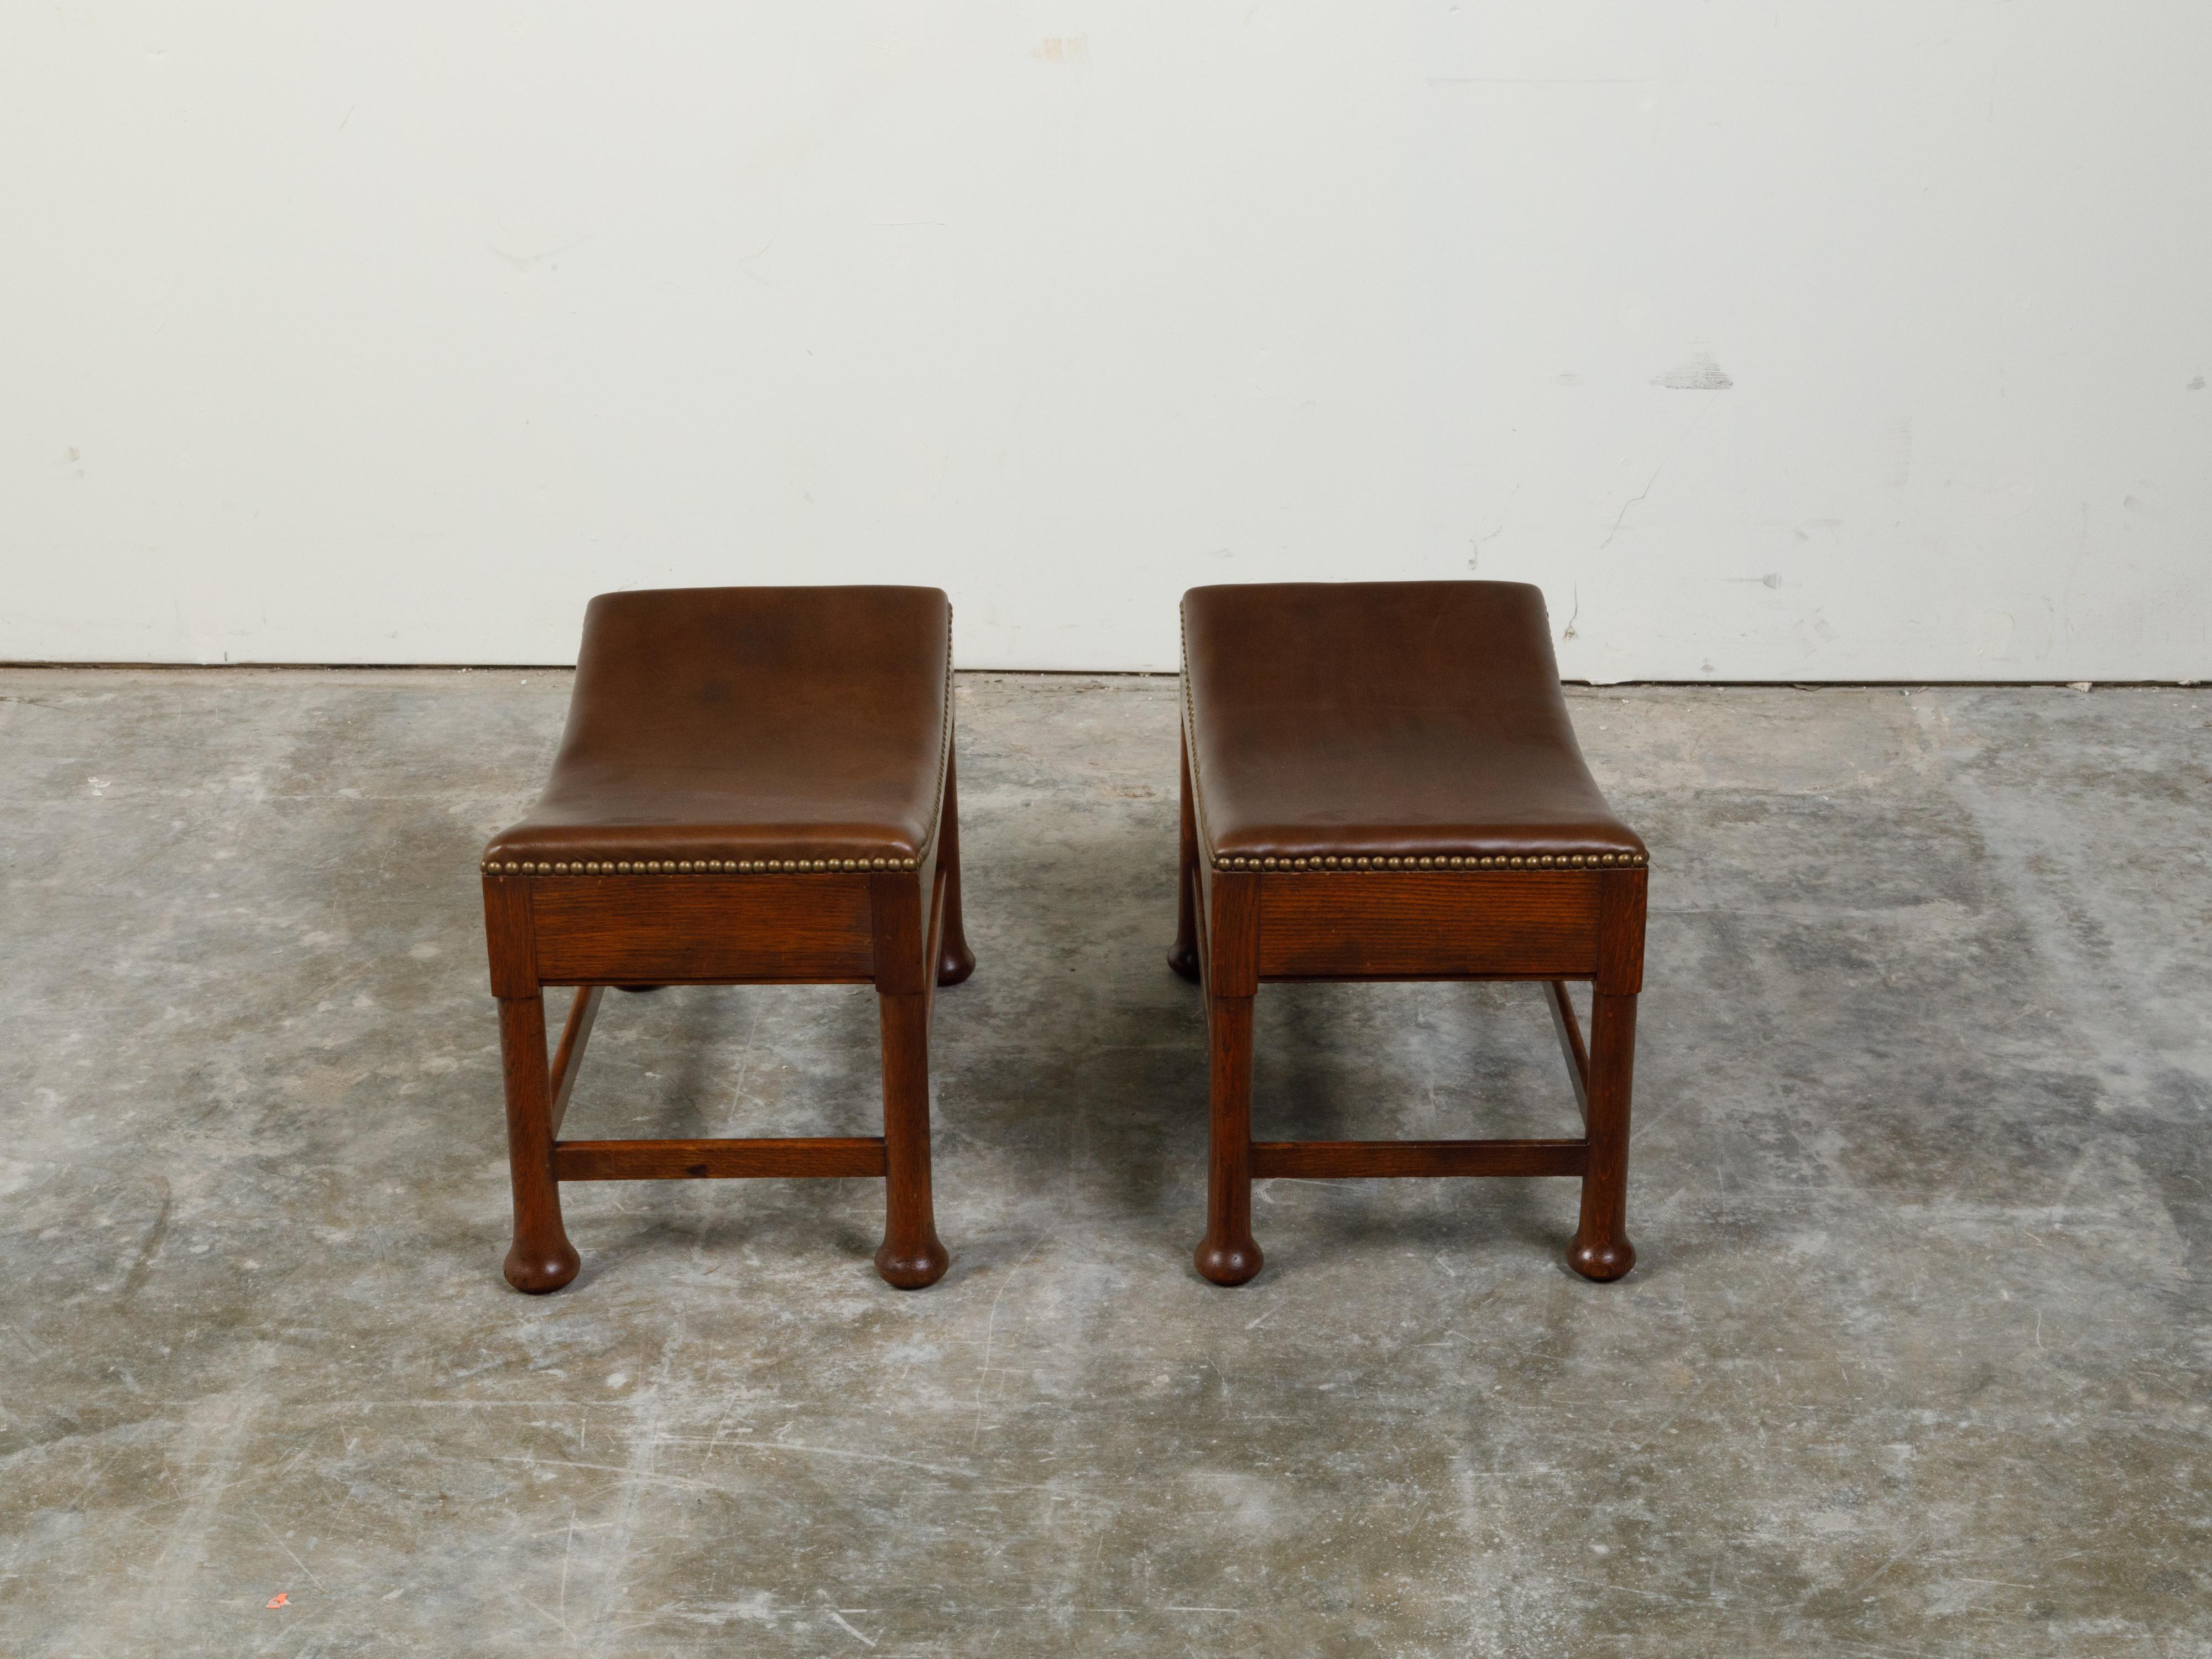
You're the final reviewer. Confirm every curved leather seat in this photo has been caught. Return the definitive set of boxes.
[483,586,951,875]
[1180,581,1646,872]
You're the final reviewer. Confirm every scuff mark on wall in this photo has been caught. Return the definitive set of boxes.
[1886,419,1913,488]
[487,234,588,274]
[1974,610,2016,660]
[1032,35,1089,65]
[1793,611,1837,654]
[1653,349,1733,390]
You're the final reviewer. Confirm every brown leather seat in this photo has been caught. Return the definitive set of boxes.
[1180,581,1646,872]
[484,586,951,874]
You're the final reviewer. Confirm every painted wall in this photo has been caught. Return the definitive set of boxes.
[4,3,2207,677]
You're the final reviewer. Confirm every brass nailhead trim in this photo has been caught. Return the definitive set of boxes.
[1208,849,1648,873]
[481,609,958,883]
[481,854,919,878]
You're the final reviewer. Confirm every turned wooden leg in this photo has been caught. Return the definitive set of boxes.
[875,988,950,1288]
[1568,989,1638,1281]
[1571,867,1643,1281]
[498,995,580,1293]
[1195,993,1261,1284]
[936,737,977,987]
[1167,731,1202,983]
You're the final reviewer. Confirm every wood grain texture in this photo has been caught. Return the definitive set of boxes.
[1547,980,1590,1124]
[552,1137,888,1181]
[1568,989,1639,1281]
[497,995,577,1292]
[935,739,977,986]
[1167,732,1202,983]
[481,875,539,998]
[1188,864,1213,990]
[1172,850,1645,1284]
[1251,1139,1588,1179]
[1195,993,1261,1285]
[1207,870,1261,997]
[1596,867,1647,994]
[546,985,603,1140]
[1256,872,1599,980]
[869,867,929,995]
[530,875,874,984]
[874,986,948,1288]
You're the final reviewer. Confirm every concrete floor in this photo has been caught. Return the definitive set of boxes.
[1,669,2207,1657]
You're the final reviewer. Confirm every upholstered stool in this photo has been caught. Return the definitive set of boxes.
[480,586,973,1292]
[1169,581,1648,1285]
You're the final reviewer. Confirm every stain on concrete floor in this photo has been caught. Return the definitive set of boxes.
[1,670,2206,1656]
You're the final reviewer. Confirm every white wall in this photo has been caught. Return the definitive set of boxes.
[4,3,2207,677]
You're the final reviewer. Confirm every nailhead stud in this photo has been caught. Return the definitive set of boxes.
[512,841,1637,878]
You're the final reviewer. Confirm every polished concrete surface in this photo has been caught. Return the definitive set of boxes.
[2,669,2206,1657]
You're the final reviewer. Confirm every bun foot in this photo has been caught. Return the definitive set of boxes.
[936,941,976,987]
[875,1235,950,1290]
[1567,1234,1636,1282]
[1167,943,1202,984]
[504,1241,581,1294]
[1194,1238,1262,1286]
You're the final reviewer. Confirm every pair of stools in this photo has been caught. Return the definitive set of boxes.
[481,582,1647,1293]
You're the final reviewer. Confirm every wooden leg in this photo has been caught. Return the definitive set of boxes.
[936,737,977,987]
[1194,994,1261,1284]
[498,995,580,1293]
[875,988,950,1288]
[1567,989,1638,1281]
[1167,732,1202,983]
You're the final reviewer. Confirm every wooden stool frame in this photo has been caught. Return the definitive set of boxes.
[483,746,975,1293]
[1168,733,1644,1285]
